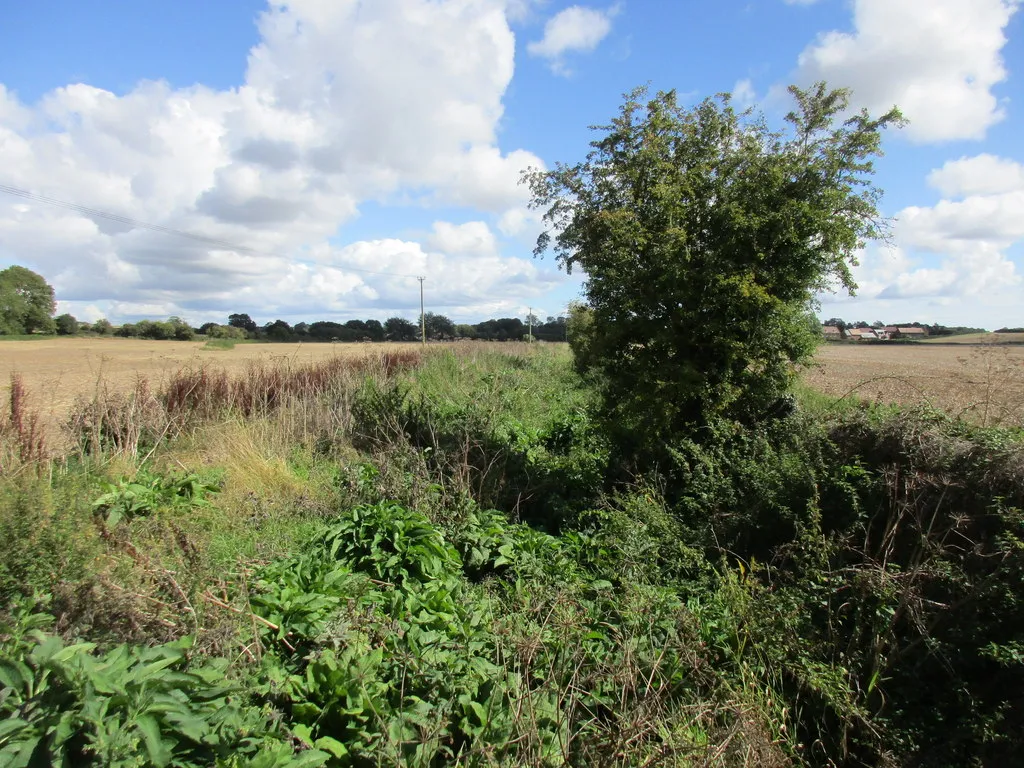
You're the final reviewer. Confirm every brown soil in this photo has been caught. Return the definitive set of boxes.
[804,343,1024,426]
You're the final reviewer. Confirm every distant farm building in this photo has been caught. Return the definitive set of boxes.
[822,325,843,340]
[848,328,878,340]
[897,327,927,338]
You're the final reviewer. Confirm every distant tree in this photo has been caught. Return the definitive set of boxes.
[55,313,79,335]
[134,320,167,340]
[534,315,568,342]
[824,318,847,331]
[455,324,477,339]
[208,324,246,340]
[384,317,419,342]
[871,320,885,329]
[198,322,219,335]
[474,318,524,341]
[293,322,310,337]
[308,321,348,341]
[167,316,194,341]
[364,319,386,342]
[228,313,258,334]
[264,319,293,342]
[344,319,368,335]
[0,265,57,334]
[92,318,113,335]
[424,312,456,340]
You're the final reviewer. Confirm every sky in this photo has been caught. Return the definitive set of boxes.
[0,0,1021,328]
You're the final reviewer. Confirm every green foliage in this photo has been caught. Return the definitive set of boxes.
[205,324,247,340]
[91,318,113,335]
[0,265,56,335]
[92,469,221,528]
[0,606,296,768]
[115,317,195,341]
[55,313,80,336]
[244,500,742,766]
[528,83,905,437]
[0,471,101,602]
[351,349,608,526]
[384,316,419,342]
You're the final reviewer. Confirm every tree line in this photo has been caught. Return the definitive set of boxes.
[201,312,568,342]
[822,317,989,336]
[0,267,568,343]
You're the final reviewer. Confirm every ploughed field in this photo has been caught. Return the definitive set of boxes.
[805,342,1024,426]
[0,337,422,434]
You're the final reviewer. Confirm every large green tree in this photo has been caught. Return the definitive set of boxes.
[528,82,903,438]
[0,265,57,335]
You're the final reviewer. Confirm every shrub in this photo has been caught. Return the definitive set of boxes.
[55,313,79,335]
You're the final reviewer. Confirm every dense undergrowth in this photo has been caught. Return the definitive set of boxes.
[1,345,1022,766]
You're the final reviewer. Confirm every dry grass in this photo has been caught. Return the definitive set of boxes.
[0,338,423,444]
[805,343,1024,426]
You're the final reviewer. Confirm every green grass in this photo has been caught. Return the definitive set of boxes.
[0,333,58,341]
[201,338,236,350]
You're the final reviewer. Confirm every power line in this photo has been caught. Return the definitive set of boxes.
[0,183,422,280]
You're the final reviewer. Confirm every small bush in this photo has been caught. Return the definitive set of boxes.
[55,313,79,335]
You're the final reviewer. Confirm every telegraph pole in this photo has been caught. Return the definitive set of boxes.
[528,307,533,343]
[418,277,426,346]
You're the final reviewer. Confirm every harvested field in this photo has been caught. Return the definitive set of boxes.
[0,338,423,437]
[919,332,1024,344]
[805,343,1024,426]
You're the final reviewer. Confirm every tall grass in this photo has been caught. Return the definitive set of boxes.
[64,349,422,459]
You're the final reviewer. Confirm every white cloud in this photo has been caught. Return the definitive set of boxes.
[426,221,500,258]
[732,79,757,110]
[826,155,1024,322]
[527,4,618,75]
[792,0,1020,142]
[927,154,1024,198]
[0,0,564,324]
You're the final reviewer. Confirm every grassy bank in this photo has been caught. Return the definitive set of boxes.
[2,344,1022,766]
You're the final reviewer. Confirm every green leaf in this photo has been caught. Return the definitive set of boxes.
[313,736,348,758]
[0,717,30,740]
[136,714,171,768]
[288,749,332,768]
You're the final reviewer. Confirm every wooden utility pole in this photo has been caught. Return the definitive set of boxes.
[528,307,532,342]
[418,277,426,346]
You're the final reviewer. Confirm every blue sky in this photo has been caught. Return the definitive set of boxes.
[1,0,1021,327]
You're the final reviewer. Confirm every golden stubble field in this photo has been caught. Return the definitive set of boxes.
[1,338,423,435]
[805,343,1024,426]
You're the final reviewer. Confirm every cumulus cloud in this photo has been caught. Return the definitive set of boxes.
[827,154,1024,323]
[527,4,619,75]
[927,154,1024,198]
[0,0,558,324]
[792,0,1019,142]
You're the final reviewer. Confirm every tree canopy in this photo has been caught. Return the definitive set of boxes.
[0,265,57,335]
[528,82,904,439]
